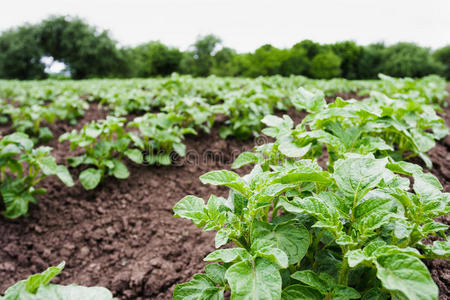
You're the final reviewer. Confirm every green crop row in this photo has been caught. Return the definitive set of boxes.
[0,74,448,299]
[173,86,449,298]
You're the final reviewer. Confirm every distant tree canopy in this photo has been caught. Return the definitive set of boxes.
[433,45,450,80]
[0,15,448,80]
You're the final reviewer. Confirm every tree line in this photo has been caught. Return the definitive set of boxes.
[0,16,449,80]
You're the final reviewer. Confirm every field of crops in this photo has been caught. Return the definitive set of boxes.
[0,74,449,300]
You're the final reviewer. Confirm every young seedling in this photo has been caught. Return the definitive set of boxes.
[0,133,74,218]
[60,116,141,190]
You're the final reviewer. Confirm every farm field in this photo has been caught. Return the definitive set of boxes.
[0,75,449,300]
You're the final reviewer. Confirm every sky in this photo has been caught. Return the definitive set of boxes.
[1,0,449,52]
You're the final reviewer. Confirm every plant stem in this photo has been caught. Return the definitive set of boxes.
[338,256,349,285]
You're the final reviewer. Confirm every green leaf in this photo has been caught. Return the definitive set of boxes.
[252,222,310,265]
[1,262,65,298]
[33,285,116,300]
[79,168,102,190]
[1,178,35,219]
[56,165,74,187]
[334,156,387,203]
[205,248,251,263]
[125,149,143,164]
[200,170,250,198]
[225,258,282,300]
[375,253,438,300]
[353,191,394,219]
[294,87,326,113]
[279,197,341,232]
[215,229,229,248]
[67,155,86,168]
[278,140,311,158]
[420,241,450,259]
[232,152,259,169]
[290,270,330,295]
[112,160,129,179]
[157,153,172,165]
[205,263,227,286]
[362,288,388,300]
[173,274,223,300]
[346,250,368,268]
[333,285,360,299]
[251,239,289,269]
[173,196,208,226]
[173,142,186,157]
[37,156,58,176]
[261,115,289,128]
[281,284,322,300]
[25,262,65,293]
[277,171,331,185]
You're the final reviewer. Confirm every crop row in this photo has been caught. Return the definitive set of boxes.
[0,75,449,299]
[173,89,450,299]
[0,74,447,143]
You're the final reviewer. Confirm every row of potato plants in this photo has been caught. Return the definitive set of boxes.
[1,74,447,143]
[0,75,448,299]
[173,90,450,299]
[1,77,448,216]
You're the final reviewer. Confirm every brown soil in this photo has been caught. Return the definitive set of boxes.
[0,93,448,299]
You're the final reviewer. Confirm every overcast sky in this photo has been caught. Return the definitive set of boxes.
[1,0,449,52]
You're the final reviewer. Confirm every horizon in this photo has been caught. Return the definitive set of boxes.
[1,0,449,52]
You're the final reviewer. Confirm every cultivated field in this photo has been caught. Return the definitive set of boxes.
[0,75,449,299]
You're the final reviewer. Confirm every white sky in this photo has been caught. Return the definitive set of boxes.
[1,0,449,52]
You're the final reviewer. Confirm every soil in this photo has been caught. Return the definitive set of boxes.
[0,92,448,299]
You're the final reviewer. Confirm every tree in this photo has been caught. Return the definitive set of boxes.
[280,47,309,76]
[379,42,444,78]
[358,43,385,79]
[211,47,238,76]
[244,44,289,77]
[309,51,342,79]
[190,34,222,76]
[38,15,127,79]
[130,41,182,77]
[433,45,450,79]
[293,40,322,60]
[0,25,45,79]
[331,41,363,79]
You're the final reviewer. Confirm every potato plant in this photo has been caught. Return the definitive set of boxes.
[128,112,195,165]
[257,89,448,169]
[0,133,74,218]
[173,154,449,299]
[59,116,142,190]
[161,96,216,133]
[0,262,116,300]
[8,104,55,143]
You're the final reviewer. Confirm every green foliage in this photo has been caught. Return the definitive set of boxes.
[174,154,448,299]
[309,51,342,79]
[357,43,385,79]
[39,15,128,79]
[59,116,136,190]
[244,45,290,77]
[0,262,116,300]
[172,79,449,299]
[0,25,45,79]
[130,41,182,77]
[128,113,195,165]
[331,41,363,79]
[211,47,239,76]
[0,133,74,218]
[280,46,309,76]
[0,15,447,79]
[380,43,444,78]
[433,45,450,79]
[181,34,222,77]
